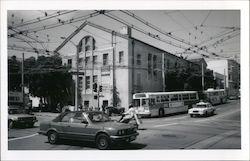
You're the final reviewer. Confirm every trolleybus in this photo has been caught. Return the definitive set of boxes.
[133,91,199,117]
[203,89,227,105]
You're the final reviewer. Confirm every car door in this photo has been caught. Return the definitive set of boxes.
[61,112,95,141]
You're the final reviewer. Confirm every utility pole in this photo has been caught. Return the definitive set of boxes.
[22,52,25,109]
[201,62,204,91]
[111,31,116,106]
[75,45,79,111]
[162,53,165,92]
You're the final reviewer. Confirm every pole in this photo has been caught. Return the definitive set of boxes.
[97,86,100,109]
[162,53,165,92]
[22,53,25,109]
[224,68,226,90]
[75,45,79,111]
[201,62,204,90]
[112,31,116,106]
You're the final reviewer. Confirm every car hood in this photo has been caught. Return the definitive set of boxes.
[96,121,134,130]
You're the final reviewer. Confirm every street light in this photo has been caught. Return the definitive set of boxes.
[61,37,79,111]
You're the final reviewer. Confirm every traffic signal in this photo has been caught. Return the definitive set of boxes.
[99,85,103,92]
[93,83,97,92]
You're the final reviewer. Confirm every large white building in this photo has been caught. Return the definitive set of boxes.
[63,24,199,110]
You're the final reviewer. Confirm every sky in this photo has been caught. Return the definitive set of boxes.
[7,10,240,62]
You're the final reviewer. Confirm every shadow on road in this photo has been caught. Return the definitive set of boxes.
[45,139,147,150]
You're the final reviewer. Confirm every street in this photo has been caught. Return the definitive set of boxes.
[8,99,240,150]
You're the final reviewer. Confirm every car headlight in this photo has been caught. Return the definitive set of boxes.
[117,130,125,135]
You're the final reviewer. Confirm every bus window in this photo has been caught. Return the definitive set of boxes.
[156,96,160,102]
[182,94,189,100]
[142,99,149,106]
[134,99,140,106]
[171,94,178,101]
[190,93,196,99]
[178,94,182,100]
[150,98,155,105]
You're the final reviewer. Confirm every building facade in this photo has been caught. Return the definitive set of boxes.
[63,25,197,110]
[207,59,240,97]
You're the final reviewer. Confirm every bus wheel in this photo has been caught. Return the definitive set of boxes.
[159,108,165,117]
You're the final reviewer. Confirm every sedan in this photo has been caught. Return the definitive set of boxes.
[188,102,216,117]
[39,111,139,150]
[8,107,38,128]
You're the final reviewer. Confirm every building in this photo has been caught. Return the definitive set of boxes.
[207,59,240,97]
[63,24,198,110]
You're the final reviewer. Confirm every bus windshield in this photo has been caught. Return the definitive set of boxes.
[134,99,140,107]
[142,99,149,106]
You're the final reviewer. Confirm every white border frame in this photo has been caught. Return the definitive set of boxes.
[1,0,249,160]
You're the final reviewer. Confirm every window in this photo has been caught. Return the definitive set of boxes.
[85,57,90,66]
[182,94,189,100]
[61,113,75,122]
[137,54,141,65]
[93,55,97,65]
[148,53,152,75]
[85,76,90,89]
[79,77,83,91]
[119,51,124,64]
[68,59,72,67]
[103,53,108,66]
[93,75,98,83]
[190,93,197,99]
[153,55,157,76]
[85,46,91,51]
[170,94,178,101]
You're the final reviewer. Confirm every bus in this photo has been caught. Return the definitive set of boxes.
[203,89,227,105]
[133,91,199,117]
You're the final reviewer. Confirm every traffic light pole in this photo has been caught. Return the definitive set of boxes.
[75,45,79,111]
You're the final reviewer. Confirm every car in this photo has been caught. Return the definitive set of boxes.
[39,111,139,150]
[8,106,38,129]
[105,106,125,116]
[188,101,216,117]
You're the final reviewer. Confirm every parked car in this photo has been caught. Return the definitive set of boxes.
[105,106,125,116]
[8,106,38,128]
[188,101,216,117]
[39,111,139,150]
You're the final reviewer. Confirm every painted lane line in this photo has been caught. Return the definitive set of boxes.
[154,123,178,128]
[8,133,38,141]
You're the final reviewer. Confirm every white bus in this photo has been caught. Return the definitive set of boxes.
[203,89,227,105]
[133,91,199,117]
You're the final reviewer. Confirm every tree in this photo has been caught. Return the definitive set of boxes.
[27,55,73,111]
[8,55,21,91]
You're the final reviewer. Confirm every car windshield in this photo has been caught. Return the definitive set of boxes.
[8,108,24,114]
[88,112,110,123]
[196,105,208,108]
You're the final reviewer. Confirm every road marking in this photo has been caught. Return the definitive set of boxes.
[8,133,38,141]
[184,130,238,149]
[154,123,178,127]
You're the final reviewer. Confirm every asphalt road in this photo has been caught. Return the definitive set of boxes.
[8,99,241,150]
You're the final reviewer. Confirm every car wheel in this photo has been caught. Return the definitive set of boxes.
[8,120,13,129]
[48,131,58,144]
[205,112,208,117]
[96,134,110,150]
[159,108,165,117]
[190,114,193,117]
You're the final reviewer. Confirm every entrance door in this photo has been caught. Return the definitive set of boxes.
[102,100,108,107]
